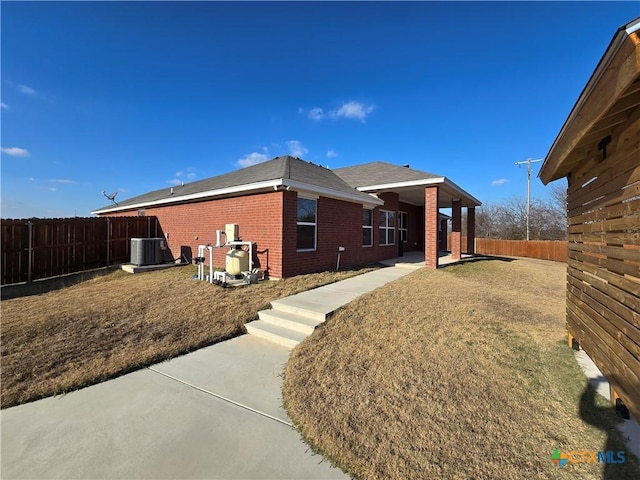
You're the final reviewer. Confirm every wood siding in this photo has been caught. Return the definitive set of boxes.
[566,111,640,421]
[1,217,160,285]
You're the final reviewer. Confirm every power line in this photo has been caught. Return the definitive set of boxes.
[515,158,543,241]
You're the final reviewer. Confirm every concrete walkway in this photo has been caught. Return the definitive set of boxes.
[1,265,417,480]
[247,266,414,347]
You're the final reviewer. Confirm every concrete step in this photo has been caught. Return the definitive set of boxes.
[245,320,308,349]
[257,309,323,335]
[269,299,327,323]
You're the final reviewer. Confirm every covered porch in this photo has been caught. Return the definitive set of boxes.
[363,178,481,269]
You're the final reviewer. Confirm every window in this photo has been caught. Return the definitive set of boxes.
[379,210,395,246]
[399,211,408,242]
[363,208,373,247]
[297,197,317,251]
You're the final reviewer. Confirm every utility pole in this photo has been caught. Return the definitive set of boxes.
[515,158,543,241]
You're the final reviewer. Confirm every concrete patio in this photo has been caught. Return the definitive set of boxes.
[379,250,474,269]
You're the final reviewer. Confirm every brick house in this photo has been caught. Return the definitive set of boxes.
[92,156,480,278]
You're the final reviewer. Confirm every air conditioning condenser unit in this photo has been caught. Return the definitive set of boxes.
[130,238,165,266]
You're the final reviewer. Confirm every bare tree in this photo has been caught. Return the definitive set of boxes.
[472,192,567,241]
[549,180,568,215]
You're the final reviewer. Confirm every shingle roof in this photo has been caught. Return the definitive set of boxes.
[93,156,379,213]
[333,162,442,188]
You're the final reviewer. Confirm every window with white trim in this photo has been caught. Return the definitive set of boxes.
[363,208,373,247]
[379,210,395,246]
[399,211,408,243]
[297,197,317,251]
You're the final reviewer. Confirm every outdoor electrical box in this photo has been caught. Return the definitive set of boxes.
[225,224,239,243]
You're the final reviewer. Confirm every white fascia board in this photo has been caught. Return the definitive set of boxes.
[283,179,384,207]
[91,179,284,214]
[442,178,482,206]
[356,177,446,191]
[355,176,481,207]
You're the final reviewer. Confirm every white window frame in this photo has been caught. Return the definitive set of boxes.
[363,208,373,247]
[296,196,317,252]
[399,211,408,243]
[379,210,396,246]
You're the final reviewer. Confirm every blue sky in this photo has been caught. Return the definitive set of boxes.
[2,1,639,218]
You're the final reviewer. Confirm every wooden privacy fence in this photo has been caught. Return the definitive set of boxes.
[1,216,160,285]
[448,236,568,262]
[475,238,567,262]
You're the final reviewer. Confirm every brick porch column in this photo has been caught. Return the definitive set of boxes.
[425,186,439,269]
[466,206,476,255]
[451,199,462,260]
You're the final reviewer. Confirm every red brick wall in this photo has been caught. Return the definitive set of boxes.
[104,191,285,278]
[281,191,413,277]
[103,189,419,278]
[282,192,390,277]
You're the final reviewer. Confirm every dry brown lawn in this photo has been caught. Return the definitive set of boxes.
[283,257,640,480]
[1,264,378,408]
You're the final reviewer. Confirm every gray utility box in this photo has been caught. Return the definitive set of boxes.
[130,238,165,266]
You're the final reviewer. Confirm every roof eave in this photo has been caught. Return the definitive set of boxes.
[355,177,482,207]
[91,179,284,214]
[442,178,483,207]
[283,179,384,207]
[539,18,640,184]
[91,177,384,215]
[356,177,446,191]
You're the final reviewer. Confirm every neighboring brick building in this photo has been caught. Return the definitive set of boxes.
[92,155,480,277]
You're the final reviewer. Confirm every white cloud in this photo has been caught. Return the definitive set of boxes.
[49,179,75,184]
[28,177,36,181]
[48,187,57,192]
[237,151,270,168]
[1,147,30,157]
[18,84,36,95]
[301,101,375,122]
[175,170,184,177]
[307,107,324,120]
[326,149,338,159]
[168,179,183,186]
[286,140,308,158]
[491,178,509,186]
[186,172,196,179]
[1,102,9,109]
[331,101,375,122]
